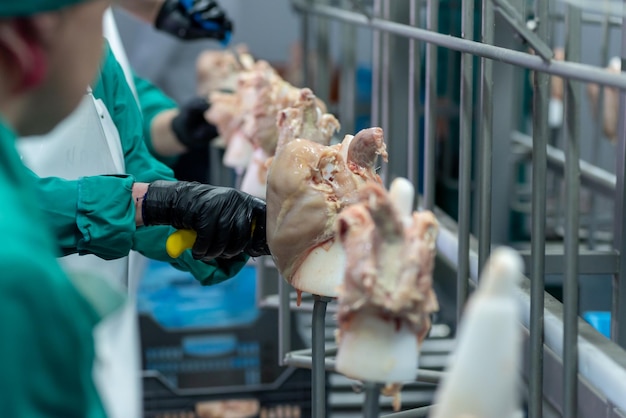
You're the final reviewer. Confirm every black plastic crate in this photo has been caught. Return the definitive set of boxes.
[140,309,322,417]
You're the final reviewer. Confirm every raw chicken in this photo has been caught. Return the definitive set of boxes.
[240,88,340,198]
[429,247,524,418]
[587,56,621,143]
[335,181,439,344]
[205,60,317,174]
[334,178,439,388]
[275,88,340,152]
[205,90,251,170]
[266,127,388,296]
[195,399,259,418]
[196,45,254,97]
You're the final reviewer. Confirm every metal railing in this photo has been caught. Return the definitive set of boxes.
[263,0,626,416]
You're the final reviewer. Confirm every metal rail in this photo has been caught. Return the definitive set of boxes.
[291,0,626,89]
[529,0,550,415]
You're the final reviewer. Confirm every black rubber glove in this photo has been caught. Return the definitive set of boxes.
[142,181,270,260]
[171,97,219,149]
[155,0,233,42]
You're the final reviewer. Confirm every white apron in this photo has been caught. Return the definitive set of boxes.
[18,90,142,418]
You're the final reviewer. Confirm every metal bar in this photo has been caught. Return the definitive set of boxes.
[549,11,624,27]
[518,249,619,275]
[380,0,391,184]
[457,0,474,323]
[612,0,626,348]
[288,346,337,358]
[363,383,381,418]
[381,406,433,417]
[301,0,311,87]
[340,0,357,134]
[278,277,291,366]
[587,18,610,250]
[290,0,626,89]
[370,0,382,128]
[315,0,330,103]
[423,0,438,210]
[529,0,549,416]
[493,0,553,60]
[478,0,494,273]
[416,369,445,384]
[407,0,419,186]
[563,4,582,416]
[312,296,328,418]
[284,353,337,371]
[511,131,616,198]
[259,295,340,314]
[283,353,445,384]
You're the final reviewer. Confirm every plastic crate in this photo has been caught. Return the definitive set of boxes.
[583,311,611,338]
[138,261,322,417]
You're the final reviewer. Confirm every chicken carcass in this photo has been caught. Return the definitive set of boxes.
[334,178,439,385]
[240,88,340,198]
[587,56,621,143]
[196,45,254,97]
[205,90,252,171]
[266,127,388,297]
[205,60,311,176]
[430,247,524,418]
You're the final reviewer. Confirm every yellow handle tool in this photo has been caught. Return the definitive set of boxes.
[166,218,257,259]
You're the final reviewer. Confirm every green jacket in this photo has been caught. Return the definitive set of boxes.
[0,120,107,417]
[133,74,180,167]
[28,44,246,286]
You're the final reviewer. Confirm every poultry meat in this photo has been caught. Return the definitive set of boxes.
[266,127,387,296]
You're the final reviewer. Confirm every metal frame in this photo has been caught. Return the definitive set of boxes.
[272,0,626,416]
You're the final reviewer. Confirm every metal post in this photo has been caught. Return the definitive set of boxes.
[457,0,474,322]
[312,296,329,418]
[528,1,550,417]
[424,0,438,210]
[363,382,381,418]
[407,0,420,187]
[302,0,311,87]
[588,15,611,250]
[478,0,494,273]
[612,0,626,348]
[371,0,382,128]
[340,0,357,135]
[315,0,331,104]
[380,0,391,185]
[278,277,291,366]
[563,4,582,416]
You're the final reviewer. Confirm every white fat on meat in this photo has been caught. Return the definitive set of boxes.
[334,179,439,387]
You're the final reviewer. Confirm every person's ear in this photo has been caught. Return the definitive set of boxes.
[0,15,60,93]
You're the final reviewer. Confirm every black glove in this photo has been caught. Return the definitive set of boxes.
[155,0,233,42]
[171,97,219,149]
[142,181,270,260]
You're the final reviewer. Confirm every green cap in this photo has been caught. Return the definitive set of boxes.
[0,0,91,17]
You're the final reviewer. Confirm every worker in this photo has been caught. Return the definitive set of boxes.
[109,0,230,170]
[0,0,134,416]
[19,41,269,292]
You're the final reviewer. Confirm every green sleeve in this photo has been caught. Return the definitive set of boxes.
[29,172,138,259]
[133,73,179,167]
[0,126,106,418]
